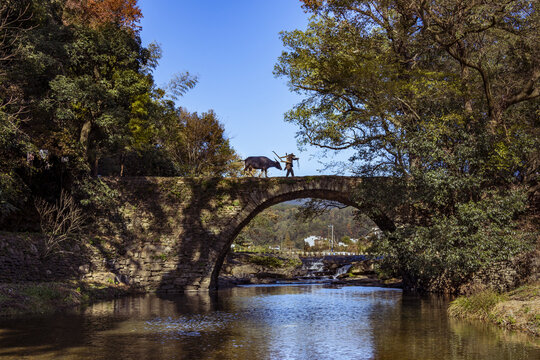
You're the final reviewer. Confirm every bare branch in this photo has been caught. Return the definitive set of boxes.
[295,198,348,221]
[35,191,86,258]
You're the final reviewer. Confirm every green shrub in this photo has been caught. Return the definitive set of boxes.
[76,178,119,211]
[22,284,62,301]
[371,190,535,291]
[286,258,302,267]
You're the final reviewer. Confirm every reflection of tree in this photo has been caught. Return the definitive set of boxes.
[370,295,539,360]
[448,317,540,357]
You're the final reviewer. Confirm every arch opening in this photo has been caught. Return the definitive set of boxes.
[210,189,394,290]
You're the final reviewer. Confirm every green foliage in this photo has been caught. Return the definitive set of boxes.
[0,1,34,220]
[41,22,156,174]
[76,178,119,211]
[165,72,198,100]
[0,171,27,221]
[0,0,241,228]
[276,0,539,290]
[158,108,241,177]
[448,290,505,320]
[22,284,62,301]
[371,190,535,291]
[448,283,540,335]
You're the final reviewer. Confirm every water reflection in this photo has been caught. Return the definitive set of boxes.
[0,285,538,360]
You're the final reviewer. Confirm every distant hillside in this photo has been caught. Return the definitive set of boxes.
[235,201,377,250]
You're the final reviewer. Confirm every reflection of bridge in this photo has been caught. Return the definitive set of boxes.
[101,176,403,292]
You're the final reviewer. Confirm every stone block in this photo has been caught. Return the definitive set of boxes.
[173,278,187,286]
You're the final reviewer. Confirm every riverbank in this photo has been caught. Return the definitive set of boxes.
[0,281,144,317]
[448,282,540,336]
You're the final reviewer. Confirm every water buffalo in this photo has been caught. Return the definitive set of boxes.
[244,156,282,177]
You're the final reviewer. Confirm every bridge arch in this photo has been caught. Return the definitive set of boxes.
[103,176,401,292]
[209,185,397,290]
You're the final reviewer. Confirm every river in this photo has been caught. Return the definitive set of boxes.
[0,284,538,359]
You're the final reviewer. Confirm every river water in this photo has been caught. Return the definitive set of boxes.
[0,284,538,359]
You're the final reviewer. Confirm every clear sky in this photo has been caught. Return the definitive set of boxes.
[138,0,350,176]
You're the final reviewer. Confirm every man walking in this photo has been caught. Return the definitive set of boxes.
[278,153,299,177]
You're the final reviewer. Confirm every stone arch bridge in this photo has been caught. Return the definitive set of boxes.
[98,176,403,292]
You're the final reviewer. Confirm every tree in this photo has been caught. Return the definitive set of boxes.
[64,0,143,32]
[159,108,241,177]
[42,23,154,176]
[276,0,539,290]
[0,0,33,220]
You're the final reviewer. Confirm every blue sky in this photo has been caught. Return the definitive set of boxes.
[138,0,350,176]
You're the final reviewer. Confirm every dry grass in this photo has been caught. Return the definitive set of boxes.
[449,282,540,336]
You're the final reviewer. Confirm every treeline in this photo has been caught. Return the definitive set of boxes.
[236,203,375,251]
[276,0,539,291]
[0,0,240,228]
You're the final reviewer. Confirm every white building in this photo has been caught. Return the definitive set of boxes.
[304,235,324,247]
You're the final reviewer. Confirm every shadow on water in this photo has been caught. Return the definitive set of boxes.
[370,293,540,360]
[0,292,230,359]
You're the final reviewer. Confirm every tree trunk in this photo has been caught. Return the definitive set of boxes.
[79,119,92,153]
[92,156,99,177]
[79,119,96,174]
[120,153,125,176]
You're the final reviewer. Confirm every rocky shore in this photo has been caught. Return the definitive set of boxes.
[218,252,401,288]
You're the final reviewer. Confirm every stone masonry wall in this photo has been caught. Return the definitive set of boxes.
[91,176,399,292]
[1,176,399,292]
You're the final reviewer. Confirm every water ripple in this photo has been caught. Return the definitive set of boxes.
[144,312,236,338]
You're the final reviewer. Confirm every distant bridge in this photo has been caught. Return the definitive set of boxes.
[99,176,404,292]
[233,250,368,259]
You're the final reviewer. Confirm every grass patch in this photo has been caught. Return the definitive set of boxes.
[246,255,302,269]
[22,284,63,301]
[449,283,540,336]
[448,290,505,320]
[286,258,303,268]
[0,283,77,316]
[248,255,285,269]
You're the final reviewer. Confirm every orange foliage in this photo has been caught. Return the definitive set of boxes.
[65,0,142,32]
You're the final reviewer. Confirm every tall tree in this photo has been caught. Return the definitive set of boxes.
[159,108,241,177]
[64,0,142,32]
[0,0,34,220]
[276,0,539,291]
[44,23,154,175]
